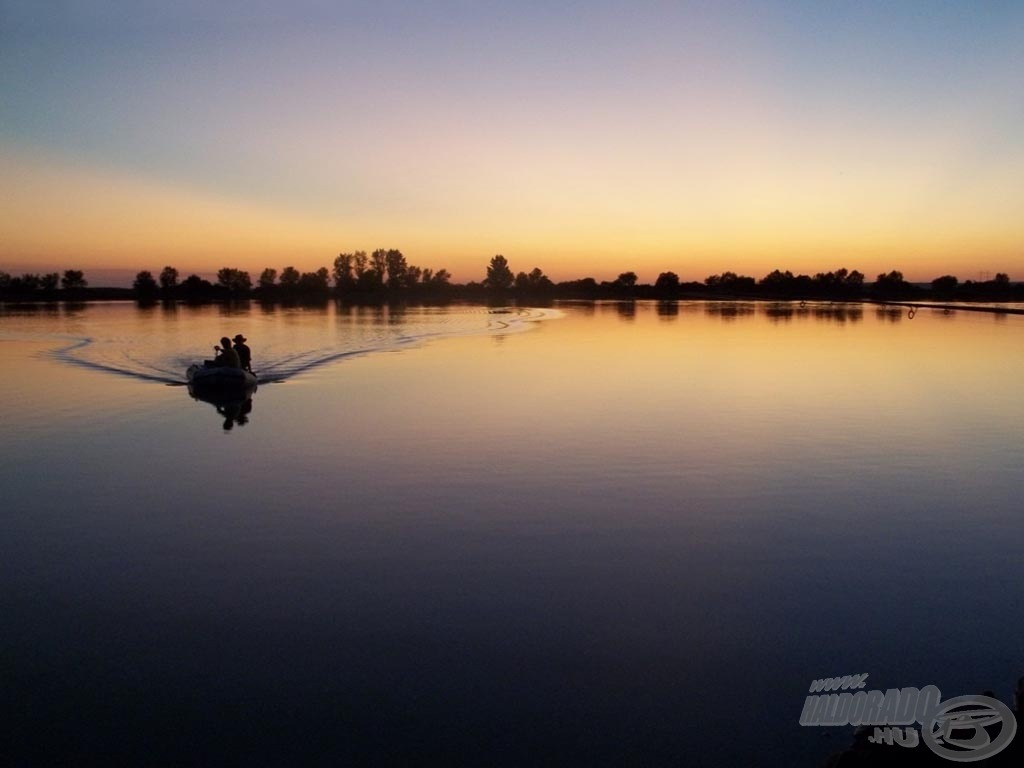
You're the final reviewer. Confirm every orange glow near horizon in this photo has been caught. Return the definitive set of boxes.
[3,145,1022,285]
[3,4,1023,285]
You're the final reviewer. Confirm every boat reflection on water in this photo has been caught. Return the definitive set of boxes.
[185,363,258,430]
[187,381,256,431]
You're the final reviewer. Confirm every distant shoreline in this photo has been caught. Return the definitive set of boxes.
[2,291,1023,316]
[5,262,1022,306]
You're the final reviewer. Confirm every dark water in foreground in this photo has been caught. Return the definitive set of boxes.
[2,301,1023,766]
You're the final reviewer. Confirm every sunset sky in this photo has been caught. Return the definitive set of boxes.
[2,1,1023,284]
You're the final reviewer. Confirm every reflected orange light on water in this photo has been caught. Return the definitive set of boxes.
[3,302,1021,468]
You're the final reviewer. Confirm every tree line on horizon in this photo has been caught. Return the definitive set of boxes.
[0,269,88,297]
[2,256,1021,303]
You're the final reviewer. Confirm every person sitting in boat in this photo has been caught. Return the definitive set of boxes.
[211,336,241,368]
[232,334,252,373]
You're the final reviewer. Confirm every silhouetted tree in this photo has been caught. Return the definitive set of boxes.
[180,274,215,301]
[403,264,423,290]
[279,266,301,293]
[421,268,451,290]
[485,255,514,291]
[615,271,638,288]
[0,271,10,290]
[159,266,179,294]
[371,249,388,281]
[353,251,369,282]
[876,269,904,284]
[706,271,729,289]
[255,268,278,300]
[813,268,844,290]
[515,267,553,293]
[357,265,383,291]
[931,275,958,298]
[384,249,408,289]
[40,272,60,294]
[290,266,329,299]
[872,270,913,298]
[216,267,252,296]
[258,268,278,293]
[133,270,159,301]
[654,271,680,291]
[16,274,41,292]
[806,268,864,298]
[61,269,87,291]
[971,272,1016,299]
[557,277,600,298]
[705,271,756,294]
[332,253,357,293]
[430,268,451,285]
[298,267,330,295]
[759,269,795,293]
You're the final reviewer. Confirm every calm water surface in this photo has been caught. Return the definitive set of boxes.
[2,301,1023,766]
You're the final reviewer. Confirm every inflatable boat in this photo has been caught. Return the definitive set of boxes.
[186,364,258,391]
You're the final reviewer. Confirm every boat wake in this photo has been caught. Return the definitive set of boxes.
[42,306,559,386]
[50,337,189,385]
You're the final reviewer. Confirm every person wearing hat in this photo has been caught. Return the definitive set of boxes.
[211,336,241,369]
[232,334,252,373]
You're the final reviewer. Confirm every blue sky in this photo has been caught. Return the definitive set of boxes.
[3,1,1023,281]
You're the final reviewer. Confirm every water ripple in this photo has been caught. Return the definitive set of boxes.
[32,305,560,386]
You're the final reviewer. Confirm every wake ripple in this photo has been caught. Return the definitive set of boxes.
[42,306,559,386]
[52,338,187,385]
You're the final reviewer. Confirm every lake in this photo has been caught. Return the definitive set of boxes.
[2,300,1022,766]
